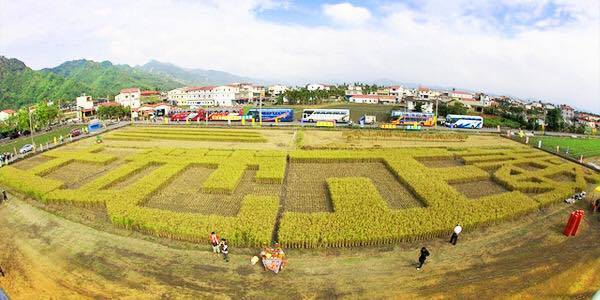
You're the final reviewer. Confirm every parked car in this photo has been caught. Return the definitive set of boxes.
[19,144,34,154]
[70,128,82,137]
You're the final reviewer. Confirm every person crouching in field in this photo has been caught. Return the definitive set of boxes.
[220,239,229,262]
[449,223,462,246]
[416,247,430,270]
[209,232,220,256]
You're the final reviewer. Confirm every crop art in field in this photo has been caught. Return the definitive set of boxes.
[0,144,598,247]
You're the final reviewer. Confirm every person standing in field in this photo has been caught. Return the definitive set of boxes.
[1,190,6,204]
[220,239,229,262]
[416,247,430,270]
[449,223,462,246]
[209,232,220,256]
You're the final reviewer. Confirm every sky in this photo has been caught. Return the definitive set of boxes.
[1,0,599,112]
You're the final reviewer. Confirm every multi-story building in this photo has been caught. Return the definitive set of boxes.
[447,90,474,101]
[345,84,363,97]
[268,84,288,96]
[560,104,575,124]
[167,85,239,107]
[76,94,94,110]
[307,83,331,91]
[417,87,440,101]
[349,95,397,104]
[115,88,141,108]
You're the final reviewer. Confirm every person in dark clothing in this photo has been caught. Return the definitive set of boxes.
[220,239,229,262]
[2,190,7,202]
[0,265,4,277]
[417,247,430,270]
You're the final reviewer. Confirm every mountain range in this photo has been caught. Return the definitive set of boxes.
[0,56,263,110]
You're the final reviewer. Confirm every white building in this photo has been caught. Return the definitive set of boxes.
[448,90,474,100]
[268,84,288,96]
[168,85,238,107]
[417,87,440,101]
[0,109,15,122]
[76,94,94,110]
[307,83,331,91]
[167,88,188,105]
[115,88,141,109]
[345,84,363,97]
[349,95,397,104]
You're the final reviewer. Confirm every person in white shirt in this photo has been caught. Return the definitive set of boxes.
[449,223,462,245]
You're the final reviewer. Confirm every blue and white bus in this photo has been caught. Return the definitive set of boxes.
[245,108,294,122]
[301,109,350,123]
[445,115,484,129]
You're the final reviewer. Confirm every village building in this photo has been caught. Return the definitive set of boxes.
[115,88,141,109]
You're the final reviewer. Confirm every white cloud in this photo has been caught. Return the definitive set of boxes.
[322,2,371,26]
[0,0,598,113]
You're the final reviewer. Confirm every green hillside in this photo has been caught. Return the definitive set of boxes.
[0,57,182,110]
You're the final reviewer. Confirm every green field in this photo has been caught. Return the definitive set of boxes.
[0,125,80,154]
[529,136,600,158]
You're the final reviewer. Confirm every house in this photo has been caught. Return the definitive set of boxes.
[403,96,434,113]
[76,94,95,110]
[171,85,239,107]
[115,88,141,108]
[0,109,16,122]
[349,95,397,104]
[138,103,172,117]
[233,83,265,105]
[307,83,331,91]
[268,84,288,96]
[560,104,575,124]
[140,90,160,96]
[448,90,474,100]
[376,88,390,96]
[417,87,439,101]
[448,99,486,113]
[388,86,404,97]
[345,85,363,97]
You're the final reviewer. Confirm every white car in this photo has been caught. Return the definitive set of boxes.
[19,144,34,154]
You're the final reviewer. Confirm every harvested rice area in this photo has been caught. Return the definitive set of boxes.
[144,167,282,216]
[43,160,125,189]
[451,179,509,199]
[515,162,547,171]
[102,163,163,190]
[11,155,52,171]
[417,157,465,168]
[284,162,421,213]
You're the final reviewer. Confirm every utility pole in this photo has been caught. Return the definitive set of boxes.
[28,106,35,149]
[259,92,263,126]
[435,97,439,128]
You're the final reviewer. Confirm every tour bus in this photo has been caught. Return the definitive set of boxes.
[445,114,484,129]
[169,109,207,122]
[390,111,436,126]
[301,109,351,123]
[205,107,244,121]
[245,108,294,122]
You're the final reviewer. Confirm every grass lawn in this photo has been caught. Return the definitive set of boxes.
[529,135,600,158]
[0,125,80,154]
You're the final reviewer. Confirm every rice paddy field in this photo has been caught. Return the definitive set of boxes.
[1,125,599,298]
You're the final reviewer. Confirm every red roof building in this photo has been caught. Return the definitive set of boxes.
[1,109,15,114]
[120,87,141,94]
[141,90,160,96]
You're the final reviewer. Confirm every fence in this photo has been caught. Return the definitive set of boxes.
[505,133,600,172]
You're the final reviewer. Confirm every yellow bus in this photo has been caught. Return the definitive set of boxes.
[390,111,436,126]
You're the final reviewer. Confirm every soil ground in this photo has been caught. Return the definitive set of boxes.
[1,194,599,299]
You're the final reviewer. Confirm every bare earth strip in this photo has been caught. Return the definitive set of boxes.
[0,196,598,299]
[44,160,126,189]
[144,168,282,216]
[285,162,422,212]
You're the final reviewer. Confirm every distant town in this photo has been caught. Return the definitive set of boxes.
[1,82,599,134]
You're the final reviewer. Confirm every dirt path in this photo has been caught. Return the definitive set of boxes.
[0,198,599,299]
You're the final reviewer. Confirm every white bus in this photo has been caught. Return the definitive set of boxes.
[445,115,484,129]
[301,109,351,123]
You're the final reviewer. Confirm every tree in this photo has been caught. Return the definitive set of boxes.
[414,102,423,112]
[545,108,564,131]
